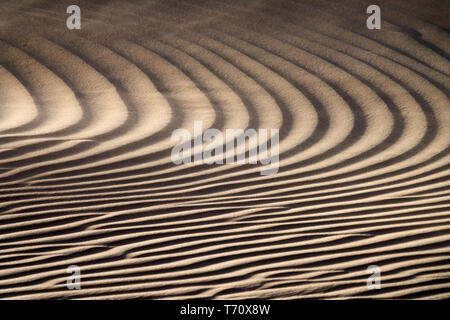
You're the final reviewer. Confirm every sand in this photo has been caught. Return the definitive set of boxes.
[0,0,449,299]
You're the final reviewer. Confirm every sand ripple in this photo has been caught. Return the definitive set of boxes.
[0,0,449,299]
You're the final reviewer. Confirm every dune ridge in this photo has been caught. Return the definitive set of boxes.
[0,0,449,299]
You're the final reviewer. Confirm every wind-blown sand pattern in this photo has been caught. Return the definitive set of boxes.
[0,0,449,299]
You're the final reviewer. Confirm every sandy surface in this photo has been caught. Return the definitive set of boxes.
[0,0,449,299]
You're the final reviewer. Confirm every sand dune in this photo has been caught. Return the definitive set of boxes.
[0,0,449,299]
